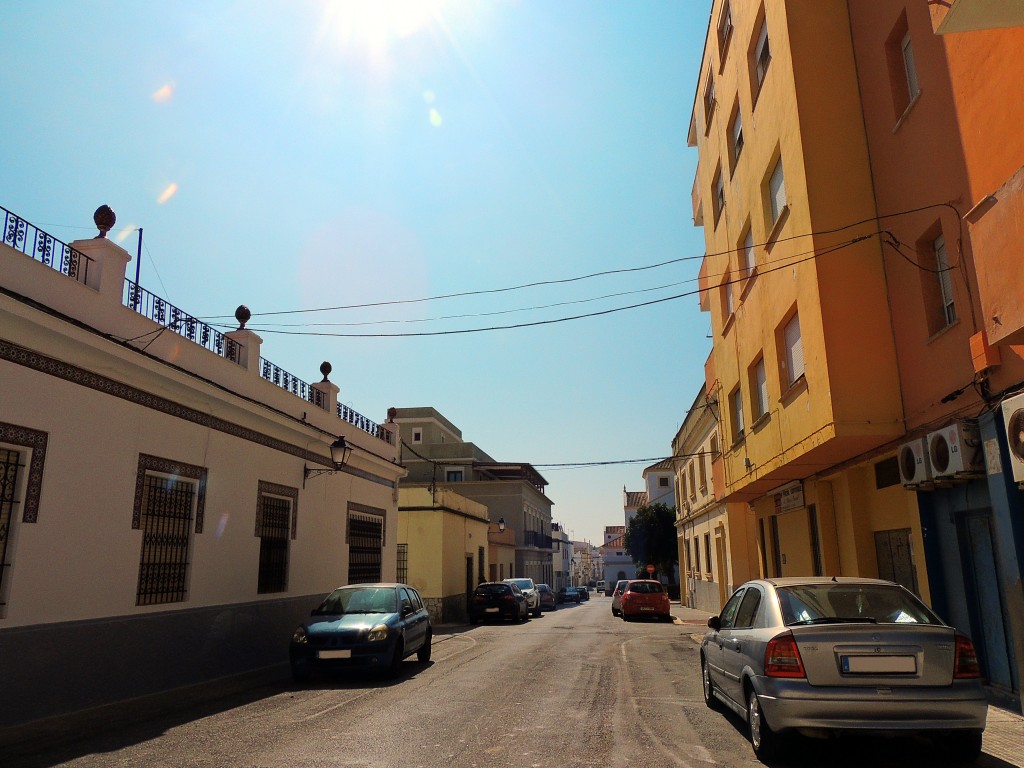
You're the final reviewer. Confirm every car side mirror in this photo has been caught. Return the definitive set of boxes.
[707,615,721,631]
[402,603,414,617]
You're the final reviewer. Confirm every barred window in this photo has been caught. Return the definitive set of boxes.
[257,494,291,593]
[136,473,196,606]
[348,505,384,584]
[0,447,26,609]
[396,543,408,584]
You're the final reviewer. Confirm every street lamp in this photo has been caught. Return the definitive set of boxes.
[498,517,506,532]
[303,436,352,487]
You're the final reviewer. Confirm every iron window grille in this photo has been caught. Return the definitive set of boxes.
[257,493,292,593]
[396,543,408,584]
[347,507,384,584]
[135,473,196,606]
[0,447,25,607]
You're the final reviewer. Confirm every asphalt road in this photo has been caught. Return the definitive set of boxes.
[3,595,1018,768]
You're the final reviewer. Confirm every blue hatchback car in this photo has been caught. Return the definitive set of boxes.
[289,583,432,681]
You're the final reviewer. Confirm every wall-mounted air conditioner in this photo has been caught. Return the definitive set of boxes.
[1002,392,1024,485]
[898,438,932,487]
[927,420,984,480]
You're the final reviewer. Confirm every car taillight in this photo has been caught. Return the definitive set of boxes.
[764,632,806,678]
[954,634,981,679]
[502,594,516,602]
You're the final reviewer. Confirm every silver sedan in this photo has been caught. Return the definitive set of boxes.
[700,577,987,763]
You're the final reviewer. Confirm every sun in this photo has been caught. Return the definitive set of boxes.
[317,0,440,57]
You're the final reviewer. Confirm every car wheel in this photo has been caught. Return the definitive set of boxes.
[701,657,721,711]
[938,731,983,764]
[532,607,542,618]
[290,659,311,683]
[417,630,432,663]
[747,687,781,761]
[387,639,404,679]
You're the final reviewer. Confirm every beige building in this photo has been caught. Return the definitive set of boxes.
[391,408,555,586]
[397,485,490,624]
[0,205,405,732]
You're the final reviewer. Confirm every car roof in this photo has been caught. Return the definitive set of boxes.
[332,583,408,590]
[758,576,896,587]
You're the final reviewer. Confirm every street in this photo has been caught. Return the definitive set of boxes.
[3,595,1021,768]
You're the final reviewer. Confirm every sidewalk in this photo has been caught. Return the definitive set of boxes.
[669,605,1024,767]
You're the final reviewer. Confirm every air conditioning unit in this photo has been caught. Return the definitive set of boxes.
[1002,392,1024,485]
[927,420,984,480]
[898,438,932,487]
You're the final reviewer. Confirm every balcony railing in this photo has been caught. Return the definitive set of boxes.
[2,205,92,285]
[124,281,241,362]
[3,202,393,447]
[524,530,554,549]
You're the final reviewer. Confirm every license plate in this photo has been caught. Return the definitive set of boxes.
[318,649,352,660]
[640,606,654,611]
[842,655,916,674]
[485,607,499,613]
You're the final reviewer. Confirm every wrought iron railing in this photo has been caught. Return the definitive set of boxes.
[259,358,313,401]
[2,205,92,284]
[124,281,240,362]
[524,530,554,549]
[338,402,394,445]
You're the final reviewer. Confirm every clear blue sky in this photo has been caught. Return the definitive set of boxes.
[1,0,713,545]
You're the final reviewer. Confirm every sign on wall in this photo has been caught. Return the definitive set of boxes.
[772,481,804,515]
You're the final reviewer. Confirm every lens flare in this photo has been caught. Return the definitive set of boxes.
[429,108,443,127]
[151,84,174,103]
[157,183,179,205]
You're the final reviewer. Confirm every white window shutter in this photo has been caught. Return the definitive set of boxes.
[784,314,804,385]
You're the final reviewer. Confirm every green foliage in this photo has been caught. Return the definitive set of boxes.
[623,503,678,582]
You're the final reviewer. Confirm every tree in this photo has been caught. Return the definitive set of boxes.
[623,503,678,582]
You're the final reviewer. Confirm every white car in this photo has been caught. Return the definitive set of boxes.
[610,580,630,616]
[504,578,541,617]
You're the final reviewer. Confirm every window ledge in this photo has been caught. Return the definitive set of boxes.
[780,374,807,406]
[765,205,790,250]
[739,268,758,299]
[722,311,736,335]
[892,90,922,134]
[926,317,960,345]
[751,412,771,433]
[731,432,746,450]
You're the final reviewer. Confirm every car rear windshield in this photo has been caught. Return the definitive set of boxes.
[509,579,534,589]
[475,584,509,596]
[777,584,942,626]
[628,582,664,594]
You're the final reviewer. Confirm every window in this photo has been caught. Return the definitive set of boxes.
[704,533,712,574]
[698,451,707,492]
[0,447,24,610]
[721,271,735,321]
[730,386,745,442]
[751,356,768,421]
[703,71,717,130]
[901,32,920,103]
[256,482,297,594]
[446,468,464,482]
[752,16,771,94]
[728,106,744,170]
[710,433,719,460]
[478,546,485,583]
[412,428,422,444]
[713,166,725,225]
[397,543,408,583]
[782,311,805,387]
[348,504,385,584]
[734,587,762,628]
[934,235,956,326]
[717,1,733,58]
[740,227,755,279]
[134,455,207,606]
[688,462,697,500]
[658,477,669,488]
[693,537,701,574]
[767,156,787,228]
[683,537,691,574]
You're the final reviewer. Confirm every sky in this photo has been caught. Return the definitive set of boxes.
[1,0,713,545]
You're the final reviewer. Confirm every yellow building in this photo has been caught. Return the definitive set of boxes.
[691,1,925,593]
[397,485,490,624]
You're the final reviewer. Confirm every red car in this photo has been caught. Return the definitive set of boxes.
[619,580,672,622]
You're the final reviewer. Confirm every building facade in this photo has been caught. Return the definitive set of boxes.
[0,205,405,733]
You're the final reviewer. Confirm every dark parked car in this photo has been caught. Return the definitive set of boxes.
[470,581,528,624]
[536,583,557,612]
[701,577,987,762]
[289,583,432,681]
[618,579,670,621]
[576,586,590,602]
[558,585,581,604]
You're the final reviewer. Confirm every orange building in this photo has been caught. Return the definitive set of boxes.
[846,0,1024,706]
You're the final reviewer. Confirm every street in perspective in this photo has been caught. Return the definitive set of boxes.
[3,594,1022,768]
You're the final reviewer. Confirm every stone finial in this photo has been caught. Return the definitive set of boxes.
[94,205,116,238]
[320,361,332,382]
[387,407,397,422]
[235,305,251,329]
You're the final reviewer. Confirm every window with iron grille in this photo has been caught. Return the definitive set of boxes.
[256,490,292,594]
[347,504,385,584]
[0,447,25,610]
[396,543,408,583]
[133,455,206,606]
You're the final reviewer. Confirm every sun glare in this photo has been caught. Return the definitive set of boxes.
[319,0,439,55]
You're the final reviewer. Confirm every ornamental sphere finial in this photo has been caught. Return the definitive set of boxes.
[94,205,116,238]
[235,305,251,329]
